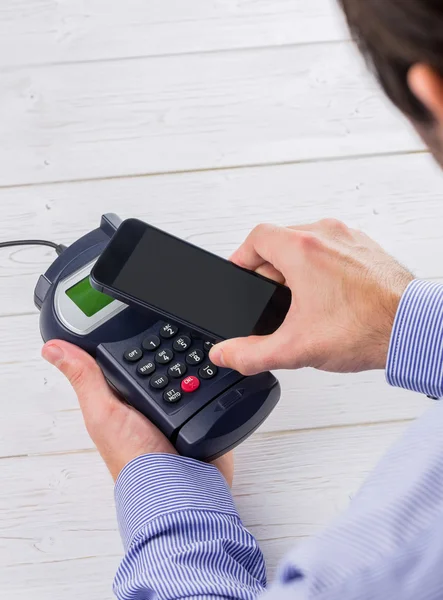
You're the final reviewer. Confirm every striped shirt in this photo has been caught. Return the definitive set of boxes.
[113,279,443,600]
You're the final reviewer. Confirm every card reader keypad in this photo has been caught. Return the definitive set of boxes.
[168,361,187,378]
[137,361,156,376]
[142,335,161,351]
[160,323,179,339]
[164,388,182,404]
[186,349,205,366]
[150,374,169,389]
[124,347,143,363]
[199,363,218,379]
[121,321,223,413]
[173,336,191,352]
[155,348,174,365]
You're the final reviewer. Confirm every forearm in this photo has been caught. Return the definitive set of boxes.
[113,455,266,600]
[262,399,443,599]
[112,279,443,600]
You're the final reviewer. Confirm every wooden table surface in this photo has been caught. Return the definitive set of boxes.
[1,1,441,597]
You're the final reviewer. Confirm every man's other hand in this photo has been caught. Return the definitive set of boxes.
[42,341,234,485]
[210,220,414,376]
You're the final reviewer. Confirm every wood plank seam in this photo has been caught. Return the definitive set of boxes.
[4,38,353,72]
[0,148,430,192]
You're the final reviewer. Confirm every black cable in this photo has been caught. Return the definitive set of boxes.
[0,239,67,255]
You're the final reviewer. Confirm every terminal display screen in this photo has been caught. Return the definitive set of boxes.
[66,276,114,317]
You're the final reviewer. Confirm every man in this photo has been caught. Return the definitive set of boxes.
[42,1,443,598]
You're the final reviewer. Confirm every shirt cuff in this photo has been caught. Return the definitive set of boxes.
[386,279,443,399]
[114,453,239,550]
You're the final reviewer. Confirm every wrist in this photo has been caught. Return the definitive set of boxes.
[115,454,237,550]
[105,441,177,482]
[361,271,414,371]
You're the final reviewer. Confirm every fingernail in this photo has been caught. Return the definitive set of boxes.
[210,346,226,368]
[42,343,64,367]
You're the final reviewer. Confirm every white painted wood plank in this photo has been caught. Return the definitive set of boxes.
[0,0,346,68]
[0,421,409,589]
[1,152,441,317]
[0,44,421,187]
[0,557,118,600]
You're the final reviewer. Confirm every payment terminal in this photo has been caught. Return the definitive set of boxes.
[34,214,281,461]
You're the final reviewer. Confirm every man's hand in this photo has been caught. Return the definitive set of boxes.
[42,341,234,484]
[210,220,414,376]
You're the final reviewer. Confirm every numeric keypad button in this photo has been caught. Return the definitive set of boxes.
[173,336,191,353]
[123,347,143,363]
[142,335,161,351]
[199,363,218,380]
[181,376,200,393]
[137,361,156,377]
[163,388,183,404]
[155,349,174,365]
[150,374,169,390]
[168,362,187,379]
[204,341,215,352]
[186,349,205,366]
[160,323,179,339]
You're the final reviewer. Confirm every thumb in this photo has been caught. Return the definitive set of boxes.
[42,340,118,428]
[210,334,285,376]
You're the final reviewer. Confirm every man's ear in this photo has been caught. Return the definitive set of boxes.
[408,64,443,124]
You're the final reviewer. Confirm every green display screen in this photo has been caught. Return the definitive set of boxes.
[66,276,114,317]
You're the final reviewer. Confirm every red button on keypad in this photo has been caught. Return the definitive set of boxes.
[181,376,200,393]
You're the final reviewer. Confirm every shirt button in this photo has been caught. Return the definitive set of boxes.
[181,376,201,393]
[123,347,143,363]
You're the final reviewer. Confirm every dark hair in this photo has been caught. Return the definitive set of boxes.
[338,0,443,123]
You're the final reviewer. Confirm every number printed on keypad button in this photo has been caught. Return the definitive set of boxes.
[123,347,143,363]
[163,388,182,404]
[137,361,156,377]
[142,335,161,351]
[160,323,179,339]
[150,374,169,389]
[155,349,174,364]
[173,336,191,352]
[186,349,204,366]
[199,363,218,380]
[168,362,187,379]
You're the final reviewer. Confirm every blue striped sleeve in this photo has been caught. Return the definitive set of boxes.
[387,279,443,399]
[113,454,266,600]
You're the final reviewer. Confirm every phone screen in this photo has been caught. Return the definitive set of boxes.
[92,220,291,339]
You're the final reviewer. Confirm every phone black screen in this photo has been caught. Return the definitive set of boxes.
[94,221,291,339]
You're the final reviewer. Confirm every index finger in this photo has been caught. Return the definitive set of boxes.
[230,224,293,273]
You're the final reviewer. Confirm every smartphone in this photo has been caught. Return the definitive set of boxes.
[90,219,292,340]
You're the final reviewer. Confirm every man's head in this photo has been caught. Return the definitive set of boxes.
[339,0,443,164]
